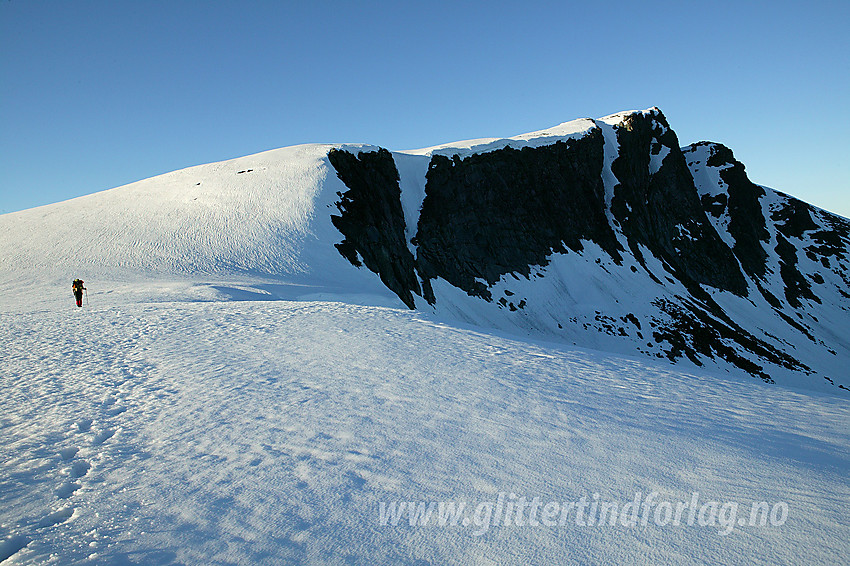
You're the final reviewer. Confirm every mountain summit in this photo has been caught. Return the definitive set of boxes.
[2,108,848,392]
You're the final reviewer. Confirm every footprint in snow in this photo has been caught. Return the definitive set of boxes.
[68,460,90,479]
[92,429,115,446]
[346,471,367,490]
[56,481,81,499]
[75,419,93,433]
[106,405,126,417]
[59,447,79,461]
[0,534,31,562]
[36,506,75,529]
[340,471,368,503]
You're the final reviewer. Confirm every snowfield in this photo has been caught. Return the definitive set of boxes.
[1,285,848,564]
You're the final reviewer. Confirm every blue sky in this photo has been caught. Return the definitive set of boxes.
[1,0,848,217]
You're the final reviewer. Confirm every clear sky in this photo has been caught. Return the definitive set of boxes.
[1,0,848,217]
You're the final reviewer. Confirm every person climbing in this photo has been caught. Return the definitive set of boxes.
[72,279,86,307]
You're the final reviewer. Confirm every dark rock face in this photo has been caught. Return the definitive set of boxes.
[775,233,820,308]
[703,142,770,279]
[768,194,845,309]
[772,194,819,239]
[651,296,809,382]
[414,129,620,303]
[808,216,850,263]
[700,191,729,219]
[610,112,747,295]
[326,148,420,308]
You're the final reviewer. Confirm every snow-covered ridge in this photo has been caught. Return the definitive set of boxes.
[403,117,598,158]
[0,109,650,286]
[0,144,401,305]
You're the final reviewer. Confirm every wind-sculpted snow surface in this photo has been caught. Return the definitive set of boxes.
[0,298,848,564]
[1,108,848,392]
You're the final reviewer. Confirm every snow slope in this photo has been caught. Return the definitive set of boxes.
[1,294,848,564]
[0,144,396,306]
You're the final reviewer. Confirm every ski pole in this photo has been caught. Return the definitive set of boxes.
[85,288,89,306]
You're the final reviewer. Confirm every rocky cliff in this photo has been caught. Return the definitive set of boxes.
[327,108,850,391]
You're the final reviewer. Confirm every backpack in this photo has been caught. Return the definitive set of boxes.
[72,279,84,291]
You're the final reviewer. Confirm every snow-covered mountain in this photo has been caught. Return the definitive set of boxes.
[2,108,848,393]
[325,109,850,394]
[1,109,849,564]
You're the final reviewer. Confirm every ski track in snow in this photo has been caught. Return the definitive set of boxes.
[1,293,848,565]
